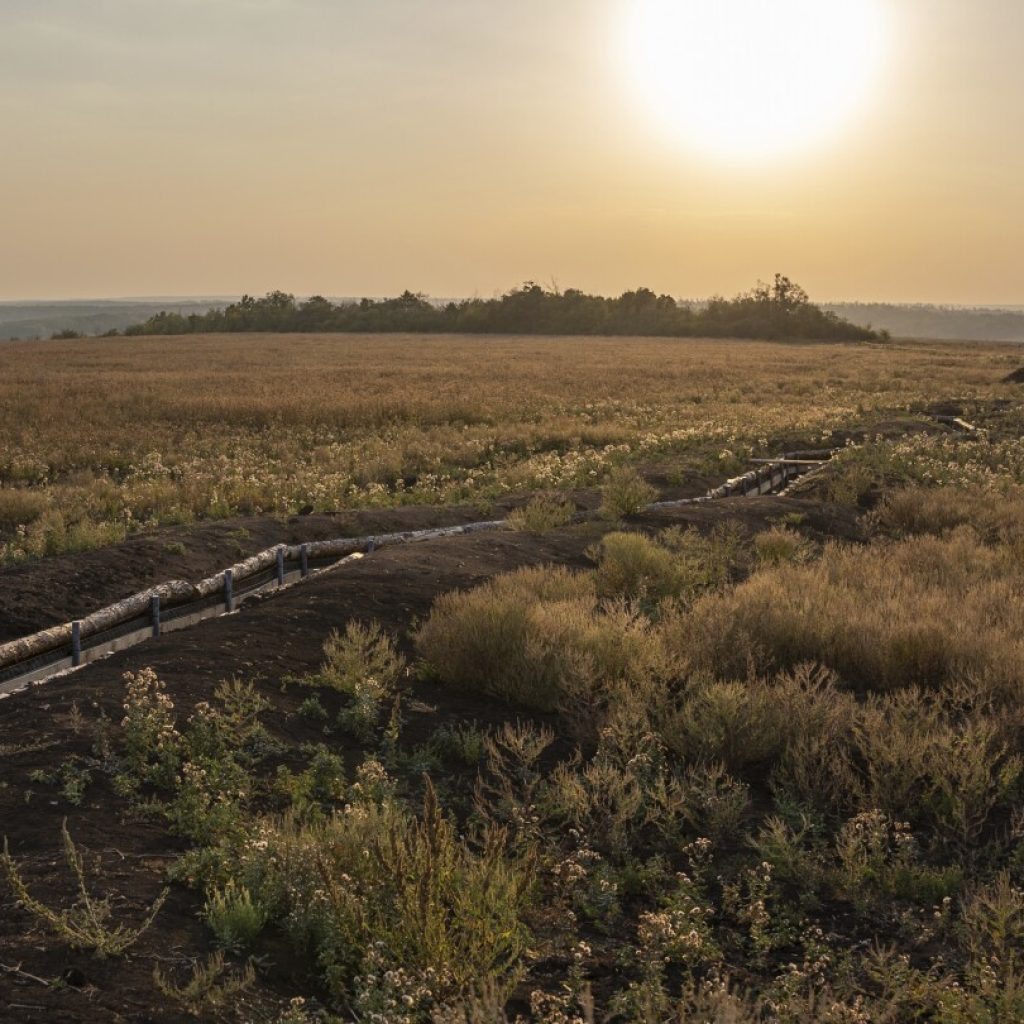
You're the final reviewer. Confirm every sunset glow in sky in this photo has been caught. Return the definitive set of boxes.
[2,1,1021,303]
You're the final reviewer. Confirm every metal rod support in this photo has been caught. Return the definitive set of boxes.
[71,621,82,667]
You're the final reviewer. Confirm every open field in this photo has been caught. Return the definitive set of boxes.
[1,332,1020,567]
[3,334,1024,1022]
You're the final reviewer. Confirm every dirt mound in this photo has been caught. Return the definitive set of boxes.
[0,495,863,1020]
[0,505,509,645]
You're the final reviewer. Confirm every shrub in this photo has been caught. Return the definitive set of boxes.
[1,821,168,957]
[0,487,48,533]
[313,620,406,695]
[675,532,1024,694]
[599,466,657,519]
[659,666,856,778]
[590,531,682,601]
[872,485,1024,546]
[660,521,751,597]
[753,526,814,567]
[203,879,268,951]
[854,695,1023,846]
[416,566,594,711]
[417,565,675,714]
[153,953,255,1017]
[237,778,533,1002]
[507,493,575,533]
[660,679,791,772]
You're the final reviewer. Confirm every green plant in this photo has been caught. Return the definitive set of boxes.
[237,774,533,1003]
[417,564,675,715]
[427,722,489,767]
[1,821,167,957]
[203,879,268,951]
[590,530,682,601]
[119,667,181,790]
[753,526,814,567]
[507,493,575,533]
[153,952,255,1017]
[297,694,328,721]
[305,622,405,740]
[599,466,657,520]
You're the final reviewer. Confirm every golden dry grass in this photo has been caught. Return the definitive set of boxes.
[0,332,1018,562]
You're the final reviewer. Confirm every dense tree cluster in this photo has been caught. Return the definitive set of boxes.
[124,275,878,341]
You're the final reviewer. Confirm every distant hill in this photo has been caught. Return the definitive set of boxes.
[0,300,229,341]
[824,303,1024,343]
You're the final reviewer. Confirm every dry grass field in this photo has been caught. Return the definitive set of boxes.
[0,332,1019,564]
[3,333,1024,1022]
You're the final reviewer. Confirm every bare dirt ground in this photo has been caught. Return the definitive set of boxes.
[0,490,862,1023]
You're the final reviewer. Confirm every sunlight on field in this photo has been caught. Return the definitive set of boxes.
[0,333,1017,563]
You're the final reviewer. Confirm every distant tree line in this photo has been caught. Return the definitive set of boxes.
[123,275,879,341]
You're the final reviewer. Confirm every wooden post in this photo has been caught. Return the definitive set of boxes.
[276,546,285,585]
[71,621,82,667]
[150,594,161,638]
[224,569,234,613]
[300,543,310,577]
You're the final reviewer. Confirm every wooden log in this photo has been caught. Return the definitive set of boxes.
[749,458,829,466]
[0,623,74,670]
[0,578,194,669]
[80,579,196,637]
[299,537,369,560]
[195,547,279,597]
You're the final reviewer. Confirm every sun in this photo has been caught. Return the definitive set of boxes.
[621,0,890,162]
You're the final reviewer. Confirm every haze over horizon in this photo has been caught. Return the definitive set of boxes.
[3,1,1021,306]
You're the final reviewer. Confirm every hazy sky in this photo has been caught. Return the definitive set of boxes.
[2,0,1021,303]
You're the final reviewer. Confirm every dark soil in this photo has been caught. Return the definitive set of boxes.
[0,505,498,645]
[0,463,721,648]
[0,494,861,1022]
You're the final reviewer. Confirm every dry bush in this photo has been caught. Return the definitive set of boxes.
[0,487,48,532]
[416,566,595,711]
[675,531,1024,695]
[659,665,855,776]
[854,692,1023,846]
[590,531,683,600]
[660,522,751,594]
[752,525,814,567]
[507,493,575,534]
[417,565,676,715]
[873,484,1024,546]
[599,466,657,520]
[1,821,168,957]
